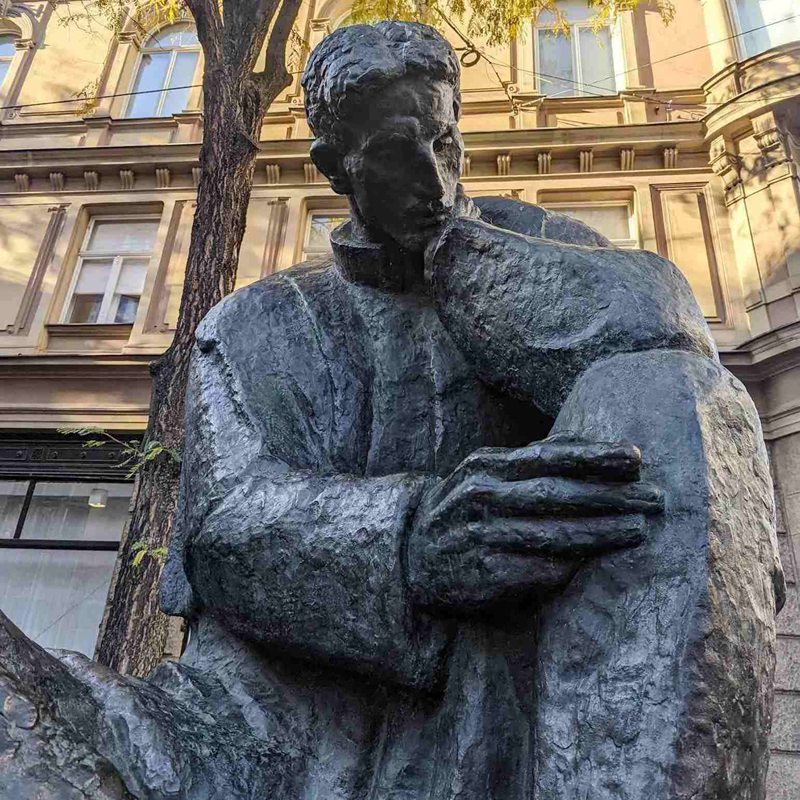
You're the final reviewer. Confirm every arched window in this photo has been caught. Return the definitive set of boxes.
[0,36,16,89]
[125,23,200,118]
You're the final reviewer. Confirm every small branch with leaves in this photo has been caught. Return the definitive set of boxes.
[57,426,181,479]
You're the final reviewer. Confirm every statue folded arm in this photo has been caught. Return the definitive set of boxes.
[160,272,451,691]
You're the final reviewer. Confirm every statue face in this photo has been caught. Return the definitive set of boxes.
[316,75,463,253]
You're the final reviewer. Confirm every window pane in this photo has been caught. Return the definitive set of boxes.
[161,51,198,116]
[538,30,575,96]
[0,480,28,539]
[116,258,148,294]
[0,60,10,89]
[114,295,139,323]
[578,27,616,94]
[306,214,349,254]
[20,482,132,542]
[0,36,16,57]
[555,205,631,240]
[87,220,159,253]
[736,0,800,56]
[0,548,117,655]
[127,51,170,117]
[74,259,113,293]
[68,294,103,324]
[147,23,199,49]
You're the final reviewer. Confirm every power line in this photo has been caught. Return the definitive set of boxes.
[0,14,797,116]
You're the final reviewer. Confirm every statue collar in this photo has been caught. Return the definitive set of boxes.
[330,221,425,293]
[330,191,478,293]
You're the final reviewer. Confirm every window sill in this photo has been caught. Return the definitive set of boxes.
[46,323,133,340]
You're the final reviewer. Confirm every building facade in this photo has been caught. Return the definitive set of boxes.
[0,0,798,794]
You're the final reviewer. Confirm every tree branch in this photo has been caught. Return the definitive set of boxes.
[253,0,302,103]
[185,0,224,66]
[223,0,281,77]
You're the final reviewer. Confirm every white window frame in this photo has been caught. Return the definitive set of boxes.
[533,12,626,97]
[61,214,159,325]
[544,200,639,248]
[726,0,800,60]
[302,210,349,259]
[123,23,202,119]
[0,35,16,89]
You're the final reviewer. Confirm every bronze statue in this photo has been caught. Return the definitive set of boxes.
[0,21,784,800]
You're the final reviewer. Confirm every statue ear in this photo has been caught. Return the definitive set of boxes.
[310,139,352,195]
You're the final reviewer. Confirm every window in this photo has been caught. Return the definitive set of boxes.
[730,0,800,58]
[0,479,131,656]
[63,216,159,325]
[545,202,639,248]
[0,36,15,89]
[534,0,622,97]
[126,23,200,118]
[303,212,349,259]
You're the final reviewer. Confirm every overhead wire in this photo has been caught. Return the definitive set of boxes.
[0,12,796,118]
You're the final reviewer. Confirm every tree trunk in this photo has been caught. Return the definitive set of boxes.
[96,73,271,676]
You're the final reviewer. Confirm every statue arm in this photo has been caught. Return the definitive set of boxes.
[160,292,451,691]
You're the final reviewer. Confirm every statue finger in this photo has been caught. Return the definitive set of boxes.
[450,515,647,556]
[434,475,663,521]
[452,440,642,485]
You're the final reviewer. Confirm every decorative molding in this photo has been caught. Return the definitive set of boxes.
[663,146,679,169]
[49,172,64,191]
[191,167,201,188]
[13,173,29,192]
[155,167,171,188]
[9,205,67,336]
[265,163,281,184]
[620,147,636,171]
[262,198,289,276]
[579,150,593,173]
[460,154,471,178]
[303,162,321,183]
[537,151,551,175]
[119,169,135,190]
[496,153,511,176]
[752,113,787,168]
[709,136,740,192]
[84,170,100,191]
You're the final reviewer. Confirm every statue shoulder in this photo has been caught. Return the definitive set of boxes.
[474,195,611,248]
[194,256,337,352]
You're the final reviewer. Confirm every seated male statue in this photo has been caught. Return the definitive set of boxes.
[0,20,784,800]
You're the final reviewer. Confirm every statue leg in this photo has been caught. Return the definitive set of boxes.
[534,350,782,800]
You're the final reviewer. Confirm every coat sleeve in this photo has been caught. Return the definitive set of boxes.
[160,271,451,691]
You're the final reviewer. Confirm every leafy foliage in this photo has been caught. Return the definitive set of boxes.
[350,0,675,45]
[57,426,180,479]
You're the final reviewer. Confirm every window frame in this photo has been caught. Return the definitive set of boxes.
[533,10,625,98]
[0,478,128,552]
[0,433,136,657]
[61,214,160,325]
[0,34,16,90]
[543,199,639,248]
[302,209,350,259]
[726,0,800,60]
[123,23,202,119]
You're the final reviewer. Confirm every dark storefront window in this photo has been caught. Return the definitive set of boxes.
[0,435,135,656]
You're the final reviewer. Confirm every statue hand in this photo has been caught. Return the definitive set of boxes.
[406,436,664,611]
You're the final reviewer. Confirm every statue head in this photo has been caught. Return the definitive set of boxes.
[301,21,463,253]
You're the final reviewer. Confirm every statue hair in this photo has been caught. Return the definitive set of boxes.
[301,21,461,149]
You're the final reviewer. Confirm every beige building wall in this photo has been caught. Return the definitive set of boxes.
[0,0,798,794]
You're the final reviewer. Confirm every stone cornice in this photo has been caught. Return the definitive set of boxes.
[0,120,707,194]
